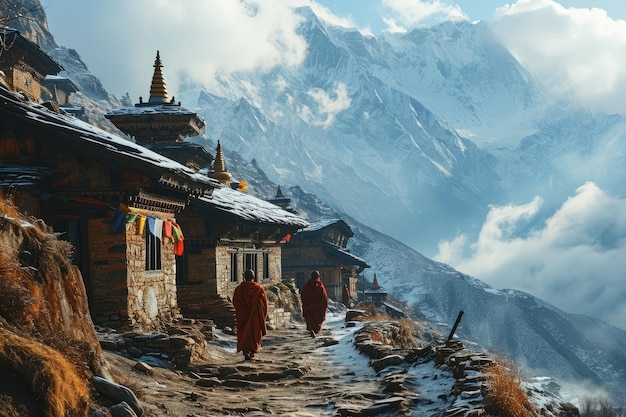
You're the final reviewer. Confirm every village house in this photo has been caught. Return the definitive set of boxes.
[282,218,369,303]
[105,51,308,328]
[0,27,62,102]
[0,28,220,331]
[42,75,85,118]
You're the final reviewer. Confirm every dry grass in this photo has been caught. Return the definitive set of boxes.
[352,302,380,318]
[484,359,541,417]
[0,196,108,414]
[0,329,89,417]
[362,316,418,349]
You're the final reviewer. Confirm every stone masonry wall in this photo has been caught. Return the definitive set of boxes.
[125,211,180,331]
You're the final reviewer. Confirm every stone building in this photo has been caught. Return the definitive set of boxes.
[106,52,308,328]
[282,219,369,302]
[0,27,62,102]
[0,30,220,331]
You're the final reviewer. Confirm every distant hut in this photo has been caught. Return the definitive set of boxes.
[42,75,84,117]
[266,185,298,214]
[282,219,369,302]
[364,273,388,306]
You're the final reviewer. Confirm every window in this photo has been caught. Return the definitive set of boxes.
[244,252,257,278]
[230,252,238,282]
[263,251,269,281]
[146,232,162,271]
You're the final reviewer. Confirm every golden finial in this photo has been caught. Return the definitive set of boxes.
[209,140,232,184]
[148,50,168,104]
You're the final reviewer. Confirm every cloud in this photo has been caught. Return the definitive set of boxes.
[297,82,352,128]
[380,0,468,32]
[435,182,626,330]
[489,0,626,115]
[48,0,308,100]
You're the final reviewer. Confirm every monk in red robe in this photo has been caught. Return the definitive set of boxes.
[301,270,328,337]
[233,269,268,360]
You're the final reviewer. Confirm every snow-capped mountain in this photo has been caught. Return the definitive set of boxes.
[190,8,544,255]
[9,0,626,405]
[189,7,626,258]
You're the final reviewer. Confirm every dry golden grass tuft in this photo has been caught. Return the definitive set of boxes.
[394,318,418,349]
[0,329,90,417]
[484,359,541,417]
[355,303,418,349]
[353,302,380,318]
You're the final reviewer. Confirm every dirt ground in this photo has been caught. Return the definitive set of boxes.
[99,314,394,417]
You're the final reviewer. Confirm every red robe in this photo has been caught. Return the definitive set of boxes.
[301,277,328,334]
[233,281,268,354]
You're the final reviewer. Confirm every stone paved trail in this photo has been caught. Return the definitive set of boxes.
[104,314,402,417]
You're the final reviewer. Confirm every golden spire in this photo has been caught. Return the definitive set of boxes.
[371,273,380,289]
[209,140,232,184]
[148,51,168,104]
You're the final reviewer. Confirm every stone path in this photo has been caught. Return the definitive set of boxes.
[103,314,404,417]
[99,312,573,417]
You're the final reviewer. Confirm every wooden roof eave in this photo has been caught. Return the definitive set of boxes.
[0,28,63,75]
[321,240,370,269]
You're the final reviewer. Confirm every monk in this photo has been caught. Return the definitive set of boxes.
[342,283,351,308]
[232,269,268,360]
[301,270,328,337]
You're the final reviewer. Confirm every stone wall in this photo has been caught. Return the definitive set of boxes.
[265,245,282,284]
[11,65,43,101]
[126,211,180,331]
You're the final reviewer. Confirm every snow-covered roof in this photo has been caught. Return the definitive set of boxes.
[0,85,219,194]
[43,75,79,92]
[196,186,309,228]
[301,218,353,235]
[321,240,369,268]
[106,103,200,117]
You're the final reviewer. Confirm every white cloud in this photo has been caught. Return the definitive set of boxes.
[48,0,308,100]
[380,0,468,32]
[489,0,626,115]
[297,82,352,128]
[435,182,626,330]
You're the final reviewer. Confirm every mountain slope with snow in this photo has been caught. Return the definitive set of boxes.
[348,220,626,404]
